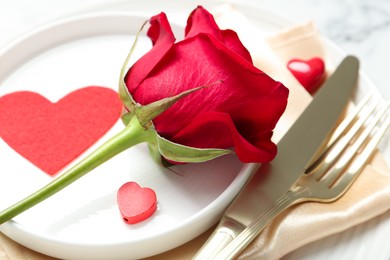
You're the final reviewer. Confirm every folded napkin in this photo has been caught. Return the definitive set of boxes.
[1,5,390,260]
[147,5,390,259]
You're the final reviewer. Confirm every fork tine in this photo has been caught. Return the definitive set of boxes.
[346,117,390,174]
[309,98,382,179]
[332,116,390,195]
[306,94,374,174]
[327,93,373,147]
[323,103,389,188]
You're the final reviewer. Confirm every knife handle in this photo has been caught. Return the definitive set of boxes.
[193,217,246,259]
[214,190,302,259]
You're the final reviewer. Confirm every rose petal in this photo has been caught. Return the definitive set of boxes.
[125,12,176,93]
[220,29,253,63]
[185,6,252,62]
[171,112,277,163]
[228,85,289,138]
[185,6,221,39]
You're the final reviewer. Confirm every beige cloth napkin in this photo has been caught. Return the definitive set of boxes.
[1,5,390,260]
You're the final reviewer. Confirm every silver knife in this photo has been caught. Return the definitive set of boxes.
[194,55,359,259]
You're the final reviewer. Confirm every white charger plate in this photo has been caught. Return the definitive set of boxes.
[0,1,390,259]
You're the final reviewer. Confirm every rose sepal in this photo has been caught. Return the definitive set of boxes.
[151,129,232,163]
[118,20,148,112]
[133,83,211,128]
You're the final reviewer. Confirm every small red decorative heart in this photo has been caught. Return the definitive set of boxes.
[0,86,122,175]
[117,182,157,224]
[287,57,326,94]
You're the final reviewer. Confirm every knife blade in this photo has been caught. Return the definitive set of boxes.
[194,55,359,259]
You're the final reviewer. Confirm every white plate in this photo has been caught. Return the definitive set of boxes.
[0,12,257,260]
[1,1,390,260]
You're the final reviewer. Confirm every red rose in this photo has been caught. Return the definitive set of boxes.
[125,6,288,163]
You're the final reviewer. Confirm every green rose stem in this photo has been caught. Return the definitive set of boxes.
[0,116,151,225]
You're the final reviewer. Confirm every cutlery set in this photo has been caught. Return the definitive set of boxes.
[213,93,390,259]
[196,56,390,259]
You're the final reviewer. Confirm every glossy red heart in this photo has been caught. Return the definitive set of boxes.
[287,57,326,94]
[117,182,157,224]
[0,86,122,175]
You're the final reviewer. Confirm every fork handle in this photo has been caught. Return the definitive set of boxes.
[213,188,305,260]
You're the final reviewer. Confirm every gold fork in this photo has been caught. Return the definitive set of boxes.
[213,95,390,259]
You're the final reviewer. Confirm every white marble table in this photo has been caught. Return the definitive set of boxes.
[0,1,389,259]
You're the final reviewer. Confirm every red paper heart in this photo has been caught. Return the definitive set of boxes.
[287,57,326,94]
[0,86,122,175]
[117,182,157,224]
